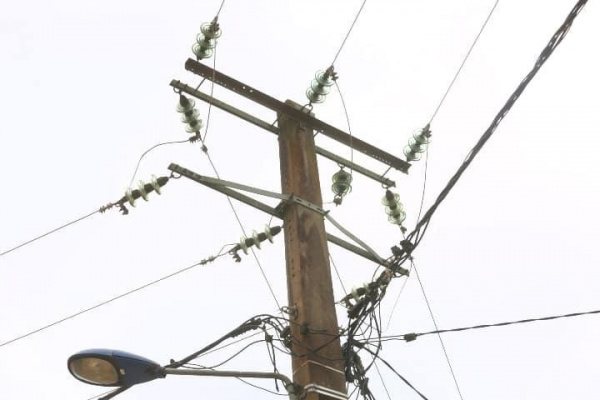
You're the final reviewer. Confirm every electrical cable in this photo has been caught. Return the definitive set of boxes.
[0,209,100,259]
[329,254,349,295]
[373,360,392,400]
[411,260,464,400]
[215,0,226,17]
[85,389,116,400]
[334,80,354,171]
[331,0,368,66]
[385,308,600,341]
[202,148,282,311]
[128,139,189,187]
[0,251,228,350]
[428,0,500,124]
[201,46,218,144]
[405,0,588,253]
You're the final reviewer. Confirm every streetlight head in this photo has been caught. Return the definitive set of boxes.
[68,349,164,387]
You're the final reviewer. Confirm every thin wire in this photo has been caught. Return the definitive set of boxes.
[331,0,368,66]
[202,46,218,144]
[334,80,354,170]
[429,0,500,124]
[203,150,282,310]
[384,264,412,331]
[0,253,226,349]
[415,147,430,224]
[215,0,226,17]
[373,361,393,400]
[329,254,348,295]
[128,140,189,187]
[412,260,464,400]
[0,209,100,259]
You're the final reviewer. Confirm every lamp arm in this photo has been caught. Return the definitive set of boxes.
[163,368,299,400]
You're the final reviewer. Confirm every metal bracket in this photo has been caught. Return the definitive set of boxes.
[170,80,396,187]
[169,163,391,268]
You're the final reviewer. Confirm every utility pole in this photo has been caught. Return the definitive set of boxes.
[278,101,347,400]
[170,59,411,400]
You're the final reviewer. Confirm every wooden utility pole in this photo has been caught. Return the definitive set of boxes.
[278,101,347,400]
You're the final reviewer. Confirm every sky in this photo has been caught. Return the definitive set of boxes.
[0,0,599,399]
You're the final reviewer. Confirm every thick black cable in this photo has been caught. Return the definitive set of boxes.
[0,253,227,349]
[428,0,500,124]
[397,309,600,340]
[0,209,100,259]
[331,0,368,66]
[406,0,588,250]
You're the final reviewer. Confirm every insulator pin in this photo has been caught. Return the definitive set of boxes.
[382,189,406,225]
[403,125,431,162]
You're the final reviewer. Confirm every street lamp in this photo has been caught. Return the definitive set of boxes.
[68,349,299,400]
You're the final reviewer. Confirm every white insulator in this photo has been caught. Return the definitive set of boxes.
[137,181,149,201]
[151,175,162,195]
[180,109,201,124]
[252,230,261,250]
[306,70,335,104]
[200,22,222,40]
[125,188,136,207]
[176,96,196,113]
[239,236,249,254]
[388,210,406,225]
[185,119,204,133]
[264,225,274,243]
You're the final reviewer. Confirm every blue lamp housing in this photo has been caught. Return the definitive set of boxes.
[68,349,164,387]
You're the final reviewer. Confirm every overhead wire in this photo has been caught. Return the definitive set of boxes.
[428,0,500,125]
[380,308,600,342]
[404,0,588,255]
[128,139,189,187]
[0,250,230,349]
[0,209,100,259]
[411,259,464,400]
[331,0,368,66]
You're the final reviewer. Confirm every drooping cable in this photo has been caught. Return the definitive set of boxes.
[334,80,354,170]
[215,0,226,17]
[128,139,189,187]
[201,46,218,144]
[329,254,349,295]
[0,209,100,259]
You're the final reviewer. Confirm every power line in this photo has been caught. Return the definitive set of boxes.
[334,80,355,168]
[201,45,218,144]
[331,0,368,66]
[406,0,588,252]
[128,139,189,187]
[202,145,282,311]
[428,0,500,124]
[215,0,226,17]
[0,209,100,259]
[381,309,600,342]
[0,252,227,349]
[412,260,464,400]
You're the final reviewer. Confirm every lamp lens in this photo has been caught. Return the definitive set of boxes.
[69,357,119,386]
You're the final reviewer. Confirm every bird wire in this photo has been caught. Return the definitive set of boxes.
[0,250,230,350]
[428,0,500,124]
[0,209,100,259]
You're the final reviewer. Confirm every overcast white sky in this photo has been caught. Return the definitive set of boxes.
[1,1,599,399]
